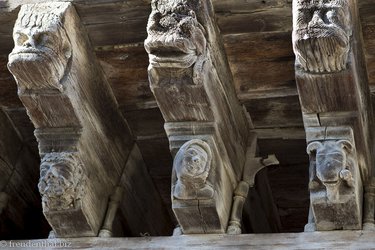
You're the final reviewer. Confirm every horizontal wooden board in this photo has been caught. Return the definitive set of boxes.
[96,45,154,108]
[244,96,303,128]
[10,231,375,249]
[217,7,292,34]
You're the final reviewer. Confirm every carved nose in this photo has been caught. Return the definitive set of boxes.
[46,170,56,179]
[192,156,200,163]
[23,37,35,48]
[309,11,325,28]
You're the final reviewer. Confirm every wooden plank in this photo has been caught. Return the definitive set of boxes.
[216,7,292,34]
[223,32,294,60]
[244,96,303,128]
[212,0,290,12]
[96,45,154,108]
[255,128,305,140]
[119,144,173,236]
[7,231,375,249]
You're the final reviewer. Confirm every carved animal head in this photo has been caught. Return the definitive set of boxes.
[307,139,354,201]
[174,139,212,182]
[8,3,72,91]
[144,0,206,68]
[292,0,351,72]
[38,152,84,212]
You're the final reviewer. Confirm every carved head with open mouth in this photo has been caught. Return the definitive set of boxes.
[292,0,351,73]
[8,3,72,91]
[145,0,206,68]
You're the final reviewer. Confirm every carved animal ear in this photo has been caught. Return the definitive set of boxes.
[337,140,353,153]
[306,141,323,155]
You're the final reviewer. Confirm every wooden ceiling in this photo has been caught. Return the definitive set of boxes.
[0,0,374,237]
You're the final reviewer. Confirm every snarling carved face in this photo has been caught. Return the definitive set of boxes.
[307,140,354,201]
[144,0,206,68]
[38,152,84,212]
[292,0,351,73]
[8,4,72,91]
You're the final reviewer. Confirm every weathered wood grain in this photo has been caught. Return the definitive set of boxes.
[7,2,171,237]
[8,231,375,249]
[244,96,303,129]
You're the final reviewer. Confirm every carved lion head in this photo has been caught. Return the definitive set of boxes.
[144,0,206,68]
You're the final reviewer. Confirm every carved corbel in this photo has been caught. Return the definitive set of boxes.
[7,2,170,237]
[38,152,85,213]
[305,127,362,231]
[172,139,214,201]
[146,0,250,234]
[171,139,222,233]
[292,0,352,73]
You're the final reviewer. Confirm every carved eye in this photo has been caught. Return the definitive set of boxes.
[40,164,49,177]
[34,32,47,46]
[15,33,28,46]
[297,9,312,26]
[325,9,338,24]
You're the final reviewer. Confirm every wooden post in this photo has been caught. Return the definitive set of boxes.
[292,0,374,230]
[8,2,170,237]
[145,0,250,233]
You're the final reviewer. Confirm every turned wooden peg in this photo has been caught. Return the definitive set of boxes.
[99,187,124,237]
[363,178,375,230]
[227,181,249,234]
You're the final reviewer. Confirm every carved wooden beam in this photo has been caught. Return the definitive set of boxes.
[145,0,250,233]
[292,0,375,230]
[305,127,362,230]
[0,109,44,237]
[7,2,170,237]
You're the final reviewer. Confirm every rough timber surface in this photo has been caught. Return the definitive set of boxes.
[7,231,375,249]
[0,0,374,237]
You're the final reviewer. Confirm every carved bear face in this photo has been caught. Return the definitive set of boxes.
[8,5,72,91]
[307,139,354,201]
[145,0,206,68]
[292,0,351,72]
[316,144,346,183]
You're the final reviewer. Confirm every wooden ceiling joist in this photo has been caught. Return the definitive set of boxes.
[6,2,171,237]
[292,0,375,231]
